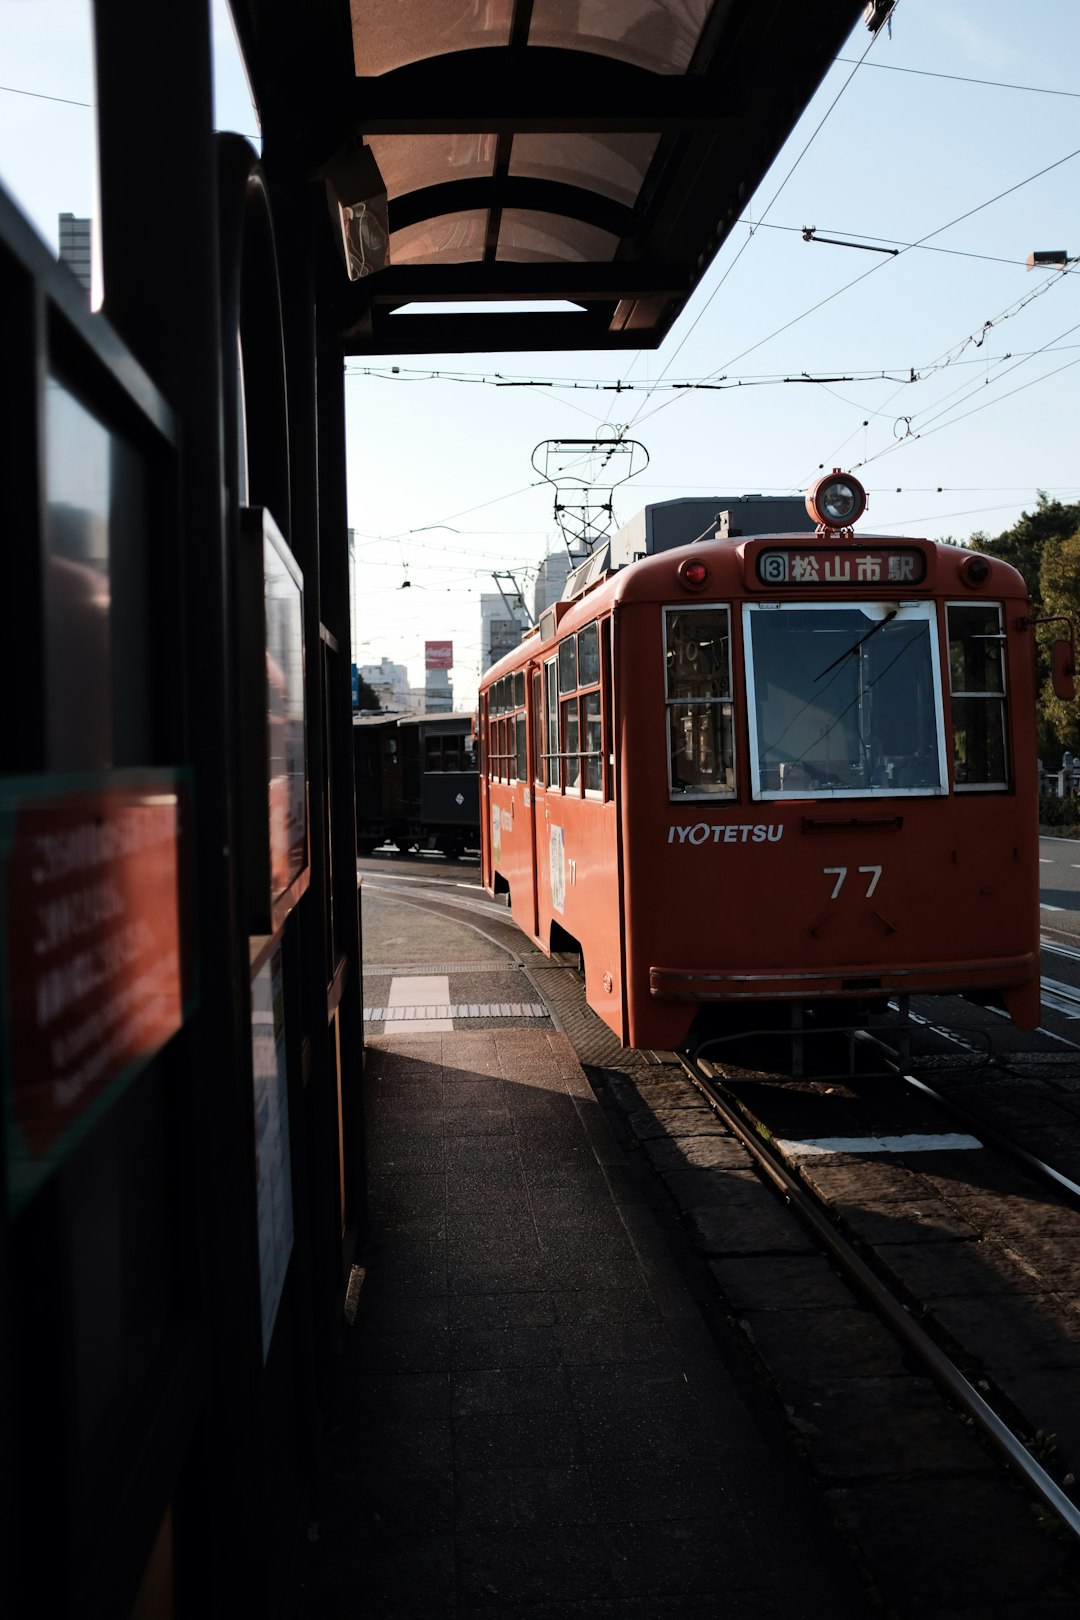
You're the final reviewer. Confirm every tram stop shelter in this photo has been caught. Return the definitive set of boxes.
[0,2,866,1614]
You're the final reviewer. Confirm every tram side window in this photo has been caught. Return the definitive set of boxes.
[487,675,527,782]
[579,624,603,793]
[553,622,603,795]
[544,658,561,788]
[425,735,466,772]
[532,672,543,786]
[664,607,736,798]
[515,713,527,783]
[947,603,1008,789]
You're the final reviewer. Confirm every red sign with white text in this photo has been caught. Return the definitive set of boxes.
[425,640,453,670]
[2,776,189,1206]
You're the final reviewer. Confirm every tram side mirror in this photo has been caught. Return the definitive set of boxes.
[1052,638,1076,702]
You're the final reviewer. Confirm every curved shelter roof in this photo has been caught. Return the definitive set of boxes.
[230,0,867,355]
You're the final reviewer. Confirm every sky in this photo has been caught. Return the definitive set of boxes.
[2,0,1079,710]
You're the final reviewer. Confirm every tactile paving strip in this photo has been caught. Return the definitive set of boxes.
[524,962,678,1072]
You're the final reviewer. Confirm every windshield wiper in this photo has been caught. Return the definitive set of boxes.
[813,610,898,682]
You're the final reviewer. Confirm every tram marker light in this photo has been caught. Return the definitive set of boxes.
[959,555,991,587]
[679,559,710,590]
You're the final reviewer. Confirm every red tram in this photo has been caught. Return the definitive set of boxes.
[479,472,1051,1050]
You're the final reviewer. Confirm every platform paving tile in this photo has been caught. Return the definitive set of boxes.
[659,1166,763,1207]
[556,1317,680,1367]
[585,1456,738,1523]
[305,1028,863,1617]
[450,1364,573,1418]
[1001,1367,1080,1476]
[785,1374,996,1480]
[342,1369,452,1422]
[445,1169,530,1201]
[739,1306,907,1381]
[457,1525,616,1606]
[353,1301,451,1374]
[643,1133,760,1172]
[447,1291,557,1331]
[829,1195,982,1245]
[873,1235,1045,1299]
[688,1200,820,1255]
[445,1232,543,1267]
[452,1410,585,1471]
[708,1254,862,1312]
[604,1514,761,1599]
[455,1463,598,1531]
[824,1476,1074,1614]
[548,1285,660,1327]
[317,1531,456,1618]
[449,1322,562,1371]
[927,1290,1080,1372]
[448,1257,554,1295]
[458,1600,784,1620]
[626,1104,731,1140]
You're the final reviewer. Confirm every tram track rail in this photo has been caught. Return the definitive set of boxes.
[855,1028,1080,1211]
[680,1044,1080,1544]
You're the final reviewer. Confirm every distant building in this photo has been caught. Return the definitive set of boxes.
[530,546,586,618]
[360,656,411,710]
[58,213,92,299]
[480,589,529,671]
[424,667,454,713]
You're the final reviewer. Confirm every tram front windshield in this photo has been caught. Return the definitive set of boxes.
[745,602,946,798]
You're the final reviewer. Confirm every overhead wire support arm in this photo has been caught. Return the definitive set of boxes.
[802,226,899,256]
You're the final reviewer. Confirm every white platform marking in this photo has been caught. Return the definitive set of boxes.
[384,975,453,1032]
[776,1133,982,1157]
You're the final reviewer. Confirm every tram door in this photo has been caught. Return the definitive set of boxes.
[534,657,559,940]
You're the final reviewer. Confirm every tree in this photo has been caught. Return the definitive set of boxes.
[355,674,382,710]
[969,495,1080,766]
[1038,525,1080,763]
[974,492,1080,612]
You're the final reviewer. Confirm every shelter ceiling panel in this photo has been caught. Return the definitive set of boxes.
[230,0,868,353]
[526,0,713,74]
[365,132,498,200]
[390,211,489,264]
[350,0,513,76]
[495,210,618,262]
[508,132,660,209]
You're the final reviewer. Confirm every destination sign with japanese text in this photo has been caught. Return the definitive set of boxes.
[755,547,927,587]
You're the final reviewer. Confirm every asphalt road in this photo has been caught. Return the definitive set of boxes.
[1041,833,1080,944]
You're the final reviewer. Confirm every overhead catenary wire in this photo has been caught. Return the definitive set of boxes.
[855,346,1080,470]
[631,142,1080,439]
[344,343,1080,397]
[834,57,1080,99]
[610,27,884,440]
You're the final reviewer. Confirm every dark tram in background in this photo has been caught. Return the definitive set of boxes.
[354,712,479,857]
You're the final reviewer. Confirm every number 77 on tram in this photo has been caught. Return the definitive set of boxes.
[478,472,1071,1051]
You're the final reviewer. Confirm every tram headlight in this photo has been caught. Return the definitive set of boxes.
[806,470,867,529]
